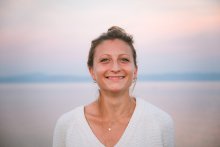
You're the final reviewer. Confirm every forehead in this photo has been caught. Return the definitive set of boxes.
[94,39,133,56]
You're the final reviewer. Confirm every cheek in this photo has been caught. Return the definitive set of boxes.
[124,64,136,72]
[93,66,106,77]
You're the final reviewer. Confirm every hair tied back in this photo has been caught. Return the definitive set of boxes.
[107,26,126,33]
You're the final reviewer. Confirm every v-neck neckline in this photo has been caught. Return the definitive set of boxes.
[80,98,141,147]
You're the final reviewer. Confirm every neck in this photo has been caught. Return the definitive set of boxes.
[97,92,135,120]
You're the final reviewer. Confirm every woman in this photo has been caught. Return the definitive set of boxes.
[53,26,174,147]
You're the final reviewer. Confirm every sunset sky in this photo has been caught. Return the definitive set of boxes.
[0,0,220,77]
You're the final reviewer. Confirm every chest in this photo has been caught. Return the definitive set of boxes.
[66,118,163,147]
[87,117,131,147]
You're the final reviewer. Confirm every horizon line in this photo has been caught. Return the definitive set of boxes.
[0,72,220,83]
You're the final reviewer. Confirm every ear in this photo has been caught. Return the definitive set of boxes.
[89,67,96,81]
[133,66,138,80]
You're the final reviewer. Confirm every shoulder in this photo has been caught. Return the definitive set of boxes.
[53,106,84,147]
[54,106,84,131]
[132,98,175,147]
[137,98,173,126]
[136,98,174,144]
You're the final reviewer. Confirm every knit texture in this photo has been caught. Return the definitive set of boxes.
[53,98,174,147]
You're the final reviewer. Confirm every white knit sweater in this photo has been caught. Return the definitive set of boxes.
[53,98,174,147]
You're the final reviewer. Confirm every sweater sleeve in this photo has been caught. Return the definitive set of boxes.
[162,114,175,147]
[53,115,68,147]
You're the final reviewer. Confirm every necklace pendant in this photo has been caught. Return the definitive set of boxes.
[108,128,111,131]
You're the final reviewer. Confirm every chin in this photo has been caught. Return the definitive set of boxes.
[99,81,131,93]
[105,86,129,93]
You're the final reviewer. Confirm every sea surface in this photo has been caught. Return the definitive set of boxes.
[0,81,220,147]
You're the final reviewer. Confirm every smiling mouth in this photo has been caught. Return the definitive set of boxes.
[106,76,125,80]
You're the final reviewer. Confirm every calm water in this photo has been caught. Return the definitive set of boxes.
[0,82,220,147]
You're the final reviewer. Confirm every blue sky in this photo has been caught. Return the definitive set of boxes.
[0,0,220,77]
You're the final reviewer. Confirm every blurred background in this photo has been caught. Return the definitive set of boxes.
[0,0,220,147]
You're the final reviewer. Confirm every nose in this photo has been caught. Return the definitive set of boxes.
[111,61,121,72]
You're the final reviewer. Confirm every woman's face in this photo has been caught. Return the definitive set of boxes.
[89,39,137,93]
